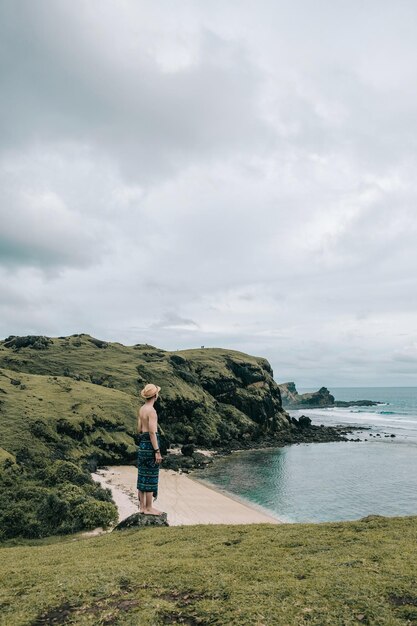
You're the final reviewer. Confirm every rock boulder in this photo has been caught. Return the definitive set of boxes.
[114,512,169,530]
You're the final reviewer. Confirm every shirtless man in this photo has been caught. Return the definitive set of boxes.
[137,384,163,515]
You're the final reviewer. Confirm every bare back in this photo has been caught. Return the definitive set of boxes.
[138,405,158,434]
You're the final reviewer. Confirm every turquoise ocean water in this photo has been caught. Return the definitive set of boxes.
[193,387,417,523]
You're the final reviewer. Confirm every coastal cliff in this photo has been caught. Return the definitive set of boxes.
[0,333,292,462]
[0,334,289,539]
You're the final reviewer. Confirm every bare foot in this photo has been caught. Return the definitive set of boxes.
[142,507,164,515]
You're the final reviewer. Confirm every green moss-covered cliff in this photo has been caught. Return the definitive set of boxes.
[0,333,292,466]
[0,333,295,539]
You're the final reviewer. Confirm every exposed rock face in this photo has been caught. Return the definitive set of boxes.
[114,512,169,529]
[162,451,214,472]
[295,415,312,429]
[278,382,380,409]
[278,383,335,408]
[4,335,53,350]
[299,387,335,407]
[278,381,298,404]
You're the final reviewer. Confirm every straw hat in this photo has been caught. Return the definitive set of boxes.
[140,383,161,399]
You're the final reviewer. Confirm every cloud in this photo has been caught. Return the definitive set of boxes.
[392,342,417,363]
[149,312,200,331]
[0,187,95,270]
[0,2,272,185]
[0,145,127,270]
[1,0,417,385]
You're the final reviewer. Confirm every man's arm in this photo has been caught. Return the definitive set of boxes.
[148,411,162,464]
[148,411,159,451]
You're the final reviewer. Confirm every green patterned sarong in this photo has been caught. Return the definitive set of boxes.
[137,432,160,499]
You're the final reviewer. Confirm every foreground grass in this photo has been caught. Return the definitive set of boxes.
[1,516,417,625]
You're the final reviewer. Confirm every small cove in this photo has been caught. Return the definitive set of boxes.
[193,387,417,523]
[193,440,417,522]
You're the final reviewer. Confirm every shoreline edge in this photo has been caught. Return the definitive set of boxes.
[92,465,285,527]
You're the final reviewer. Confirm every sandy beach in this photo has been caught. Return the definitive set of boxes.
[92,465,283,526]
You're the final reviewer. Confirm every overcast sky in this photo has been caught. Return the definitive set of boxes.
[1,0,417,387]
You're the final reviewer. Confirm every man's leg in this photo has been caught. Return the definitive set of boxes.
[143,491,163,515]
[138,489,145,512]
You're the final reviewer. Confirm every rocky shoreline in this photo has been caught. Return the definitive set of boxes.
[161,420,372,473]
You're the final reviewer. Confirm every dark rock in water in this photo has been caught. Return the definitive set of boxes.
[298,415,312,429]
[289,415,312,429]
[181,443,195,456]
[192,452,213,467]
[334,399,380,407]
[114,512,169,530]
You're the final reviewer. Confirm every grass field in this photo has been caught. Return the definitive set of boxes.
[1,515,416,625]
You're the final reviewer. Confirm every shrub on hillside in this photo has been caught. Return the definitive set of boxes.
[37,486,118,534]
[44,460,90,486]
[55,418,79,437]
[71,500,117,530]
[29,420,58,442]
[0,503,43,539]
[0,460,118,540]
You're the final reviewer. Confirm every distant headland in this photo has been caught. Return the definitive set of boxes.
[278,381,381,409]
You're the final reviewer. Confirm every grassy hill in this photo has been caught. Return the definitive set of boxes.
[0,333,291,458]
[0,333,293,540]
[1,515,416,625]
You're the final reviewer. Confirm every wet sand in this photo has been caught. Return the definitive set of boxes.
[92,465,283,526]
